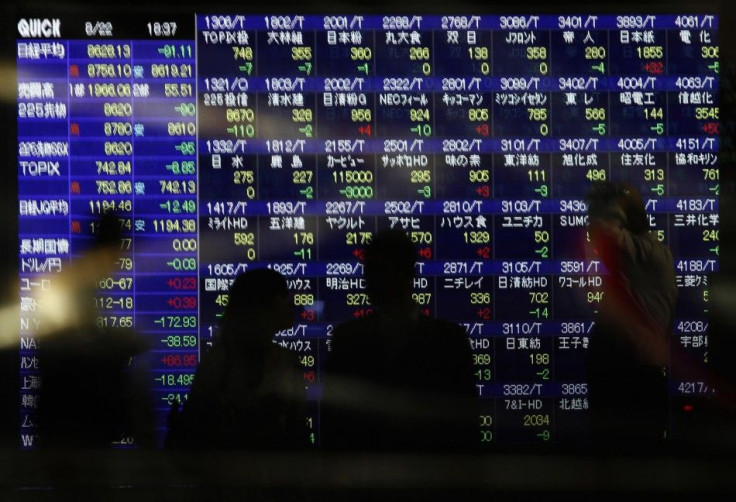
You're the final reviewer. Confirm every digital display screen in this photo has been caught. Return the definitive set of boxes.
[15,12,718,448]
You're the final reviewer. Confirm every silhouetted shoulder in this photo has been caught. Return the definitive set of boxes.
[329,314,469,351]
[323,313,476,452]
[330,315,379,340]
[332,314,465,336]
[418,316,467,337]
[326,315,380,369]
[186,341,228,403]
[415,316,475,381]
[332,313,379,331]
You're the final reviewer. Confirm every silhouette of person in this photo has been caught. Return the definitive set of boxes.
[165,268,307,451]
[321,229,477,452]
[37,211,151,450]
[585,182,677,451]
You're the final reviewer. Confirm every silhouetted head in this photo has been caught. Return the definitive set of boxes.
[364,229,416,313]
[586,181,648,235]
[220,268,292,346]
[92,211,122,250]
[85,210,124,274]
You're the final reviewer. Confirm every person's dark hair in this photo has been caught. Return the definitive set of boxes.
[586,181,649,235]
[220,268,288,335]
[364,229,415,277]
[363,229,416,305]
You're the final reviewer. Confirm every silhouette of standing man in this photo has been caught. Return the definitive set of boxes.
[585,182,677,451]
[322,229,477,452]
[166,268,307,451]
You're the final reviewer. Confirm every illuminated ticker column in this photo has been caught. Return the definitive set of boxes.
[549,17,611,442]
[16,31,69,448]
[196,14,256,376]
[665,16,719,425]
[254,14,319,316]
[129,31,198,437]
[373,16,436,323]
[67,34,135,349]
[490,17,557,444]
[605,17,673,441]
[431,17,496,447]
[606,12,671,319]
[315,14,375,389]
[602,15,720,439]
[316,15,375,329]
[65,19,198,443]
[367,23,439,429]
[67,34,138,448]
[312,16,377,446]
[256,15,322,446]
